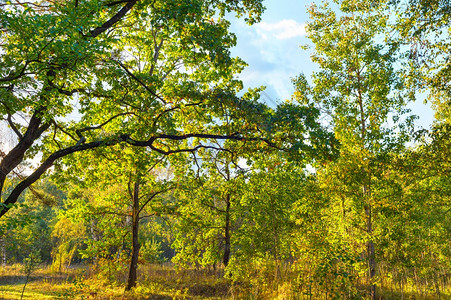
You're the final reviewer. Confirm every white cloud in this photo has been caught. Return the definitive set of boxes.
[256,19,307,40]
[230,17,312,106]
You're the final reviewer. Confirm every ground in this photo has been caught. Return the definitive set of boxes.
[0,264,449,299]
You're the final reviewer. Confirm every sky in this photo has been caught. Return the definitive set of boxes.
[228,0,435,129]
[229,0,312,106]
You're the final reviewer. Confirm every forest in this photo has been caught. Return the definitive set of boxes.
[0,0,450,299]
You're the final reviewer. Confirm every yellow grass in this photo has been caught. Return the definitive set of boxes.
[0,264,449,299]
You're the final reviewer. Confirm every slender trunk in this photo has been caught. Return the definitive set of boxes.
[20,276,30,300]
[434,274,441,300]
[126,182,140,291]
[367,207,376,300]
[364,184,376,299]
[356,64,376,299]
[223,193,231,267]
[0,236,5,266]
[59,250,62,273]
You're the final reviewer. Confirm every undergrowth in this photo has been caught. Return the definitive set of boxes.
[0,264,449,299]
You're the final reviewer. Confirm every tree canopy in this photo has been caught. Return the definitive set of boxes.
[0,0,293,217]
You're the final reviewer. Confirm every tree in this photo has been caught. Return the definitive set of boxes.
[20,249,42,300]
[51,215,85,273]
[171,148,245,270]
[55,145,175,290]
[168,95,332,273]
[297,0,416,297]
[228,155,302,285]
[0,0,277,219]
[376,124,451,297]
[395,0,451,124]
[62,183,133,282]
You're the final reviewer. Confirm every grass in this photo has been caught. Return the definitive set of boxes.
[0,264,449,299]
[0,264,232,299]
[0,264,84,299]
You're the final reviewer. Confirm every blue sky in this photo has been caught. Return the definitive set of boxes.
[230,0,313,105]
[229,0,435,129]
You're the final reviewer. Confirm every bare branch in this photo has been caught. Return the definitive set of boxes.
[146,156,166,174]
[105,0,136,7]
[112,58,167,104]
[139,213,158,220]
[138,189,173,216]
[51,122,62,149]
[149,143,233,156]
[214,157,229,181]
[149,36,164,76]
[192,152,202,179]
[152,102,202,128]
[202,201,226,213]
[75,112,135,138]
[52,120,79,143]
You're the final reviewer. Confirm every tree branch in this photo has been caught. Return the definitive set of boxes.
[6,114,23,140]
[0,132,275,217]
[75,112,135,138]
[0,39,54,82]
[88,0,138,38]
[152,102,202,128]
[52,120,79,143]
[202,201,226,213]
[105,0,136,7]
[112,58,167,104]
[0,139,113,218]
[138,213,158,220]
[0,61,33,82]
[0,107,51,195]
[138,189,172,216]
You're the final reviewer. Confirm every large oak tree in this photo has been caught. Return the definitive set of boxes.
[0,0,279,217]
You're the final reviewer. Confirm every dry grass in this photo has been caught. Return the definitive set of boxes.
[0,264,233,299]
[0,264,449,299]
[0,264,84,299]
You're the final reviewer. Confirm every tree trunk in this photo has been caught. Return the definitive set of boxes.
[0,236,5,266]
[357,64,376,299]
[125,181,140,291]
[223,193,231,267]
[365,196,376,299]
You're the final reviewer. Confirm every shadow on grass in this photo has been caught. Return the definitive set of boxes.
[140,295,172,300]
[378,286,448,300]
[0,273,76,286]
[188,281,229,298]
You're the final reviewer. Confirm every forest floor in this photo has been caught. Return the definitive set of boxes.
[0,264,232,299]
[0,264,449,299]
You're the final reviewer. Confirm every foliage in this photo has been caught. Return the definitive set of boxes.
[0,178,62,264]
[0,0,275,219]
[0,0,450,298]
[51,216,86,273]
[141,239,166,264]
[171,149,244,269]
[226,156,301,282]
[395,0,451,124]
